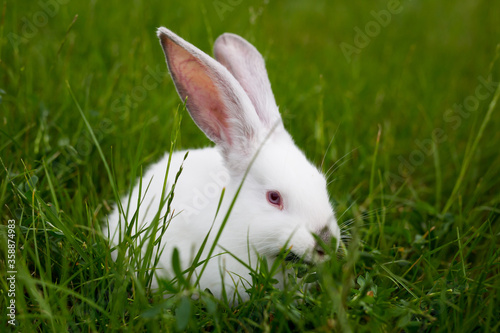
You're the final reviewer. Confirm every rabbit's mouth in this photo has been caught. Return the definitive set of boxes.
[284,251,313,266]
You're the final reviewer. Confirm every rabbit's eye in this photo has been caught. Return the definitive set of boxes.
[267,190,283,210]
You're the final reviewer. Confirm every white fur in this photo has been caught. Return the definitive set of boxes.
[105,27,340,300]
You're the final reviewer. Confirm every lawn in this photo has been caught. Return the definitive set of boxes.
[1,0,499,331]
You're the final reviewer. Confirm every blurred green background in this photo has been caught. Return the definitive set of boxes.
[1,0,499,331]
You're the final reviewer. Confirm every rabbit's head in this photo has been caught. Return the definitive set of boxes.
[157,28,340,264]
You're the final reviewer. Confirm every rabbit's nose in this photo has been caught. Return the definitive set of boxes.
[314,226,333,257]
[319,226,333,242]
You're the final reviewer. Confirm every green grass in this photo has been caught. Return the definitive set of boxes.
[1,0,500,331]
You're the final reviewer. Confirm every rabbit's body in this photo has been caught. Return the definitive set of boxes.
[107,147,245,296]
[105,28,341,300]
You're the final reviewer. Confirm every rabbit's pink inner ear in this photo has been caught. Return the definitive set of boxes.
[162,36,232,145]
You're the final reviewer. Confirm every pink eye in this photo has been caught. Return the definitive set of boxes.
[266,190,283,210]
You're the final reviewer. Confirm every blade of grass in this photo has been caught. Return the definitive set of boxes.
[442,48,500,215]
[66,81,125,221]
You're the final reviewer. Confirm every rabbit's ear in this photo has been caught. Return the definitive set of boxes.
[214,33,282,129]
[157,27,261,159]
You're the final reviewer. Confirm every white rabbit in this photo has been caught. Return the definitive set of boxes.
[105,27,341,300]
